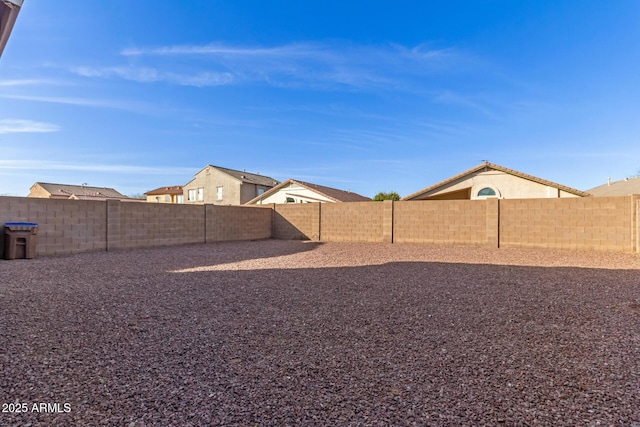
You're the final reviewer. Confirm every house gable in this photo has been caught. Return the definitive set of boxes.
[402,163,589,200]
[246,179,371,204]
[183,165,279,205]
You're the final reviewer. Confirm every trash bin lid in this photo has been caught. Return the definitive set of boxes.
[4,222,39,230]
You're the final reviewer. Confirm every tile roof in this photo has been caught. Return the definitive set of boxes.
[144,185,183,196]
[69,194,143,202]
[587,176,640,196]
[402,162,590,200]
[246,179,371,204]
[200,165,280,187]
[34,182,127,199]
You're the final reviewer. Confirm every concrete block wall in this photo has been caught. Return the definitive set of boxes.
[500,196,639,252]
[269,197,639,253]
[0,197,107,256]
[2,195,638,256]
[106,200,122,251]
[636,200,640,253]
[118,202,205,249]
[273,203,321,240]
[393,200,489,245]
[382,200,394,243]
[320,202,385,242]
[206,205,272,242]
[485,198,500,248]
[0,197,273,257]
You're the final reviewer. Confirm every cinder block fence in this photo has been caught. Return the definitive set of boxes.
[0,195,638,257]
[0,198,271,257]
[273,196,640,253]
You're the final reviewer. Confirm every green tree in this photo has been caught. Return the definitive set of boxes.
[373,191,400,201]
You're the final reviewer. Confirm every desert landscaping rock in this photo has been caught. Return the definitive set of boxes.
[1,240,639,426]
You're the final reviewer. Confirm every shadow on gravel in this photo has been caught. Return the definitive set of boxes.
[0,239,325,274]
[158,239,325,270]
[1,260,639,426]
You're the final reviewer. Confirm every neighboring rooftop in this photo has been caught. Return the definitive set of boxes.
[195,165,280,187]
[247,179,371,204]
[293,180,370,203]
[29,182,128,200]
[587,176,640,197]
[145,186,184,196]
[214,165,280,187]
[402,162,591,200]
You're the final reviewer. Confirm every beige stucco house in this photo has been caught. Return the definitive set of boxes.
[183,165,279,205]
[246,179,371,205]
[29,182,129,201]
[145,186,184,203]
[402,162,589,200]
[587,176,640,197]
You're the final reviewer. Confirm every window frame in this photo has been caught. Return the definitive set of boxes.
[475,186,500,199]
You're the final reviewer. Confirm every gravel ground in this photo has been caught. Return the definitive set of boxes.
[1,240,639,426]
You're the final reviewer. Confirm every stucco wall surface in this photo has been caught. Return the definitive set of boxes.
[183,168,241,205]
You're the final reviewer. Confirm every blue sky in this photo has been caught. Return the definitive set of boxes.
[1,1,639,197]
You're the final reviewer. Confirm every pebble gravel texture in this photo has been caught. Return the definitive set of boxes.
[1,240,640,426]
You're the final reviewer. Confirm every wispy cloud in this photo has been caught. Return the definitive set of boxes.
[120,41,456,65]
[72,41,466,91]
[0,159,196,175]
[121,42,321,58]
[71,66,234,87]
[0,93,122,107]
[0,79,60,86]
[432,90,501,119]
[0,119,61,134]
[0,93,168,115]
[72,66,162,82]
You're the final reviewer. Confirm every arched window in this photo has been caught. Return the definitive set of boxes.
[477,187,497,197]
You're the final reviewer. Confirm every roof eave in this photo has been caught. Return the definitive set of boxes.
[245,179,293,205]
[402,162,589,200]
[0,0,22,58]
[291,180,340,202]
